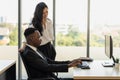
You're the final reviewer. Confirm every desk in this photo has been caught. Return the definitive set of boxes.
[74,60,120,80]
[0,60,16,80]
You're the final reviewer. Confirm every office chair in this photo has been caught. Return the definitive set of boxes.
[20,52,55,80]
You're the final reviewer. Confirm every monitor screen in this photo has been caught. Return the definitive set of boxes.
[102,35,115,67]
[105,35,113,59]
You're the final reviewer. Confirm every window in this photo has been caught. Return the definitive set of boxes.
[0,0,18,79]
[56,0,87,47]
[55,0,88,60]
[0,0,18,46]
[90,0,120,59]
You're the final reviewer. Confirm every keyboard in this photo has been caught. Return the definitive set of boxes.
[77,61,90,69]
[80,57,93,62]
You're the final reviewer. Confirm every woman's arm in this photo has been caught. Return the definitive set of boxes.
[18,42,26,52]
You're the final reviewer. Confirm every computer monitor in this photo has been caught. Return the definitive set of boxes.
[102,35,115,67]
[105,35,113,59]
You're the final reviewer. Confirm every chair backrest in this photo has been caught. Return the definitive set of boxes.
[20,52,32,78]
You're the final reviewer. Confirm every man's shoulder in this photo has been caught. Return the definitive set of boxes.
[24,46,35,54]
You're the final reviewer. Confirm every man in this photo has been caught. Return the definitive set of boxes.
[22,28,81,80]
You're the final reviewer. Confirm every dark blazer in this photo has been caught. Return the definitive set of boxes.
[22,46,70,79]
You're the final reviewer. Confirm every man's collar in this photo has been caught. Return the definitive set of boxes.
[26,44,37,51]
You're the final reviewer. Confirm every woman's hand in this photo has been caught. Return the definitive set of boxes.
[18,48,24,53]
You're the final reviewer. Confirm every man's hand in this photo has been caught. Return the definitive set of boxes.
[68,59,82,68]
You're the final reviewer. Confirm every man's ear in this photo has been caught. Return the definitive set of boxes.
[29,37,33,41]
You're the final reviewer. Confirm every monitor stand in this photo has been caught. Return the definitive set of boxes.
[102,56,115,67]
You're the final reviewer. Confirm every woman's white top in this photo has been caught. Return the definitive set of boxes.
[24,18,54,46]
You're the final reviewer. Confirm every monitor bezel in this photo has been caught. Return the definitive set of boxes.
[105,35,115,63]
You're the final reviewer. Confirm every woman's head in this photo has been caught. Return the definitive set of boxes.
[35,2,48,20]
[32,2,48,35]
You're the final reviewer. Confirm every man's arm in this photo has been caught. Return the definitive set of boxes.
[24,51,69,72]
[24,50,81,72]
[46,58,71,64]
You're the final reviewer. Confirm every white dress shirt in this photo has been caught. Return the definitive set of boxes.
[26,44,45,60]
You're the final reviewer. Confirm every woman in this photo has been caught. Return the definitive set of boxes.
[20,2,56,60]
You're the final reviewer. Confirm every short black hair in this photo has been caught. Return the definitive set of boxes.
[24,28,37,38]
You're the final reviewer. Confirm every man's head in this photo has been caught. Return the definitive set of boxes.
[24,28,42,47]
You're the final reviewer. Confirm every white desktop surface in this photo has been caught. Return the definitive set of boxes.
[74,60,120,79]
[0,60,16,75]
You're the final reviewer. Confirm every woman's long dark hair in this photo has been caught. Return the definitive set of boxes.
[32,2,48,35]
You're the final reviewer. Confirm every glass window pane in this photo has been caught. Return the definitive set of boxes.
[0,0,18,79]
[0,0,18,46]
[90,0,120,60]
[56,0,87,60]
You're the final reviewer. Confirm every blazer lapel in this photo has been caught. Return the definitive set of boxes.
[36,49,47,61]
[26,46,47,61]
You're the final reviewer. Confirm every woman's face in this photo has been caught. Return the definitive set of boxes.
[43,7,48,19]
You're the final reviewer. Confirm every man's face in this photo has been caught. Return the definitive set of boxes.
[31,31,42,47]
